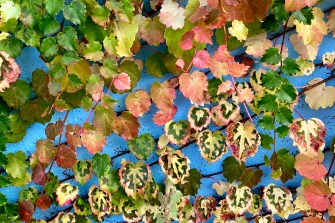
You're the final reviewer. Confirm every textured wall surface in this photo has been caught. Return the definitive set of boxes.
[2,1,335,222]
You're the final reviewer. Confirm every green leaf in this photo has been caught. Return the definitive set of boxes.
[222,156,246,182]
[227,36,244,51]
[73,160,93,185]
[258,94,278,112]
[114,17,138,57]
[44,0,63,15]
[92,154,111,179]
[274,107,293,125]
[276,125,290,138]
[93,104,115,136]
[0,193,7,206]
[0,37,23,58]
[99,169,120,194]
[176,168,201,196]
[270,149,295,183]
[292,7,314,25]
[63,0,86,25]
[20,99,53,124]
[273,1,289,22]
[39,16,59,35]
[275,84,297,103]
[240,168,263,188]
[82,41,104,61]
[40,37,58,58]
[164,120,190,145]
[281,58,301,76]
[105,0,134,23]
[261,71,281,90]
[1,80,30,109]
[260,47,282,65]
[258,115,275,130]
[100,57,119,79]
[145,53,168,78]
[118,60,140,91]
[197,130,227,163]
[0,176,11,188]
[5,151,28,179]
[57,26,78,51]
[128,133,155,160]
[261,14,280,32]
[260,134,274,150]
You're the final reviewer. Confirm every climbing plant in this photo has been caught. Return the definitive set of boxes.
[1,0,335,222]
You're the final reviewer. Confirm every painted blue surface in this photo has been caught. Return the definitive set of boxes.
[2,1,335,222]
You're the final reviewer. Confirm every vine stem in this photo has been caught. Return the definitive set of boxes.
[327,152,335,183]
[294,108,305,120]
[279,21,288,67]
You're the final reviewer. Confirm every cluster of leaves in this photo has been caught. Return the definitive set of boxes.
[1,0,335,222]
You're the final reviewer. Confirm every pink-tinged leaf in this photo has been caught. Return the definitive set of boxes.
[150,81,176,111]
[32,164,47,185]
[113,112,140,140]
[304,181,331,211]
[153,105,177,126]
[81,124,106,154]
[180,31,195,50]
[35,195,51,210]
[224,0,241,6]
[285,0,318,12]
[193,50,211,68]
[175,58,185,71]
[189,7,209,23]
[125,90,151,118]
[19,200,34,223]
[0,51,21,92]
[229,61,250,78]
[294,152,326,181]
[159,0,185,30]
[301,217,326,223]
[65,124,82,149]
[192,26,213,44]
[56,183,79,207]
[217,81,234,95]
[35,139,57,165]
[56,145,77,169]
[179,71,209,105]
[213,45,234,63]
[113,72,131,91]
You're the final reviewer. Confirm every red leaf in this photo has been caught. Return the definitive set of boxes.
[113,112,140,140]
[45,120,64,140]
[19,200,34,223]
[304,181,331,211]
[0,51,21,92]
[125,90,151,118]
[301,217,326,223]
[113,72,131,91]
[180,31,195,50]
[294,152,327,181]
[179,71,209,105]
[32,164,47,185]
[193,50,211,68]
[35,195,51,210]
[56,145,77,169]
[81,124,106,154]
[153,106,177,126]
[192,26,213,44]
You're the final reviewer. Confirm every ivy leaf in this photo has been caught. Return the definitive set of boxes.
[32,164,47,185]
[293,7,314,25]
[281,58,301,76]
[228,19,249,41]
[274,106,294,125]
[5,151,28,179]
[113,111,139,141]
[304,181,331,211]
[92,154,111,179]
[258,115,275,130]
[1,80,30,108]
[73,196,91,216]
[304,78,335,110]
[56,145,76,169]
[114,17,138,57]
[258,94,278,112]
[33,139,56,165]
[260,134,274,150]
[194,196,216,222]
[113,72,131,91]
[18,200,34,223]
[82,41,104,62]
[197,130,227,163]
[45,120,64,140]
[145,53,168,78]
[55,212,76,222]
[179,71,209,105]
[0,37,23,58]
[277,125,290,138]
[99,170,120,194]
[222,156,246,182]
[260,47,282,65]
[159,0,185,30]
[136,15,165,46]
[227,184,253,215]
[226,121,261,163]
[164,120,190,145]
[88,185,112,221]
[271,149,295,183]
[125,90,151,118]
[240,169,263,188]
[128,133,155,160]
[63,0,86,25]
[57,26,78,51]
[44,0,63,15]
[263,184,293,218]
[295,151,326,181]
[260,71,282,90]
[159,149,190,185]
[176,168,201,196]
[56,183,78,207]
[119,160,152,198]
[289,118,326,157]
[81,123,106,154]
[93,104,115,136]
[73,160,93,185]
[301,217,327,223]
[211,102,240,126]
[285,0,317,12]
[187,106,211,131]
[275,84,297,103]
[35,195,51,211]
[40,37,58,58]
